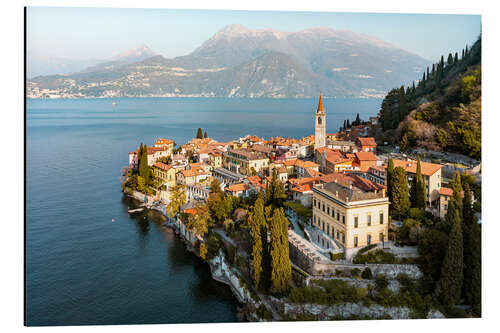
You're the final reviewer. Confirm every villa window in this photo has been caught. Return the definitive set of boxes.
[327,206,330,215]
[354,216,358,228]
[354,236,358,247]
[342,235,345,243]
[367,234,372,245]
[322,203,325,212]
[313,215,316,225]
[342,215,345,224]
[367,214,372,226]
[380,213,384,224]
[327,224,330,235]
[336,231,339,239]
[313,198,316,207]
[337,212,339,220]
[331,208,335,218]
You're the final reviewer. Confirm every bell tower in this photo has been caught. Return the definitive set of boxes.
[314,94,326,152]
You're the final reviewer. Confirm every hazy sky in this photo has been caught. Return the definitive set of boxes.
[27,7,481,62]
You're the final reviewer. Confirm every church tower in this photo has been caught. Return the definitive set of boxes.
[314,94,326,152]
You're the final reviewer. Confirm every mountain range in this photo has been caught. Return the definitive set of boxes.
[27,24,431,98]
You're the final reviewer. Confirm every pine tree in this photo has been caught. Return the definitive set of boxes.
[196,128,203,139]
[410,157,426,209]
[390,167,410,218]
[464,222,481,315]
[270,208,291,294]
[386,158,395,203]
[437,206,463,308]
[250,195,265,289]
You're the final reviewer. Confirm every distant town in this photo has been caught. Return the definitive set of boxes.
[121,95,482,321]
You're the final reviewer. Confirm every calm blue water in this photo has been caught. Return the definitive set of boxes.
[25,97,381,326]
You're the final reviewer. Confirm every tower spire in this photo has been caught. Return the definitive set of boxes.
[317,94,324,113]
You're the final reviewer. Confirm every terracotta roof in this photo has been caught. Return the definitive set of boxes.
[291,184,313,193]
[439,187,465,197]
[155,138,174,146]
[319,173,384,192]
[369,165,386,172]
[153,162,172,171]
[357,137,377,146]
[184,208,198,215]
[227,148,268,160]
[277,167,288,174]
[355,151,377,161]
[295,160,319,168]
[181,166,206,178]
[225,182,249,193]
[391,159,442,176]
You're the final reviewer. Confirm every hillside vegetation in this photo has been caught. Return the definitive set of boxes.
[378,37,481,159]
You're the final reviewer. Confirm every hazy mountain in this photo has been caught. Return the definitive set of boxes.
[27,45,155,79]
[27,25,431,98]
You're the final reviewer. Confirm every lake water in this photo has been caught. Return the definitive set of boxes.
[25,97,381,326]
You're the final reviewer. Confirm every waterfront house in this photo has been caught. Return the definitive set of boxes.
[311,179,389,259]
[153,162,177,188]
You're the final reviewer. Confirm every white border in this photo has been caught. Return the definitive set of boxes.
[1,0,498,332]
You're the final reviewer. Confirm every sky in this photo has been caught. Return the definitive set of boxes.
[27,7,481,62]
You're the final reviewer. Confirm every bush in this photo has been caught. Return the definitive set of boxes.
[205,232,222,260]
[330,252,345,261]
[374,275,389,291]
[357,244,377,255]
[351,268,361,278]
[361,268,373,280]
[408,208,425,221]
[353,249,397,264]
[396,273,413,290]
[289,279,368,305]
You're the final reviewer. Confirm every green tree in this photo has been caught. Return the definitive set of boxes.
[199,242,208,260]
[410,157,426,209]
[204,131,208,139]
[271,170,286,207]
[418,229,449,292]
[450,171,463,216]
[166,184,187,218]
[447,53,454,66]
[207,179,232,224]
[270,208,291,294]
[196,128,203,139]
[437,206,463,308]
[400,133,410,152]
[398,86,407,122]
[186,204,210,238]
[250,194,266,289]
[390,167,410,218]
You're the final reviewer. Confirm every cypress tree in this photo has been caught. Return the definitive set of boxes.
[270,208,291,294]
[412,81,416,94]
[391,167,410,218]
[354,113,361,125]
[464,222,481,315]
[250,194,266,289]
[410,157,426,209]
[346,119,350,128]
[398,86,407,121]
[431,64,435,77]
[462,183,474,229]
[450,171,463,216]
[454,52,459,64]
[437,206,463,308]
[387,158,395,203]
[462,49,465,59]
[465,45,469,56]
[426,66,430,79]
[139,144,149,184]
[196,128,203,139]
[204,131,208,139]
[271,170,286,207]
[447,53,454,66]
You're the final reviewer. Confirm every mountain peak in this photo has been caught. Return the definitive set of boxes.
[114,44,155,61]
